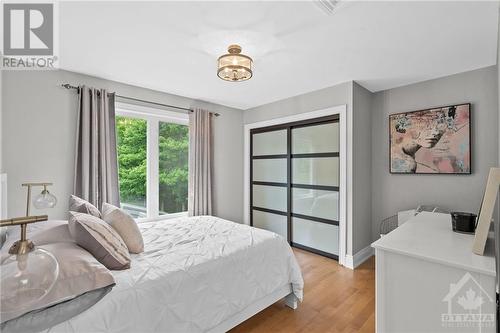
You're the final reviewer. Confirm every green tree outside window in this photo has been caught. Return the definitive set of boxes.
[116,116,188,216]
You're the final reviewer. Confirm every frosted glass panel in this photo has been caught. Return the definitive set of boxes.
[253,210,287,238]
[292,157,339,186]
[253,130,287,156]
[292,217,339,255]
[253,159,287,183]
[292,122,339,154]
[292,188,338,221]
[253,185,287,212]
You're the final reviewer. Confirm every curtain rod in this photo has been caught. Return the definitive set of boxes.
[61,83,220,117]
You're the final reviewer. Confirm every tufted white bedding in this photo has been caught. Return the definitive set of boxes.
[46,215,303,332]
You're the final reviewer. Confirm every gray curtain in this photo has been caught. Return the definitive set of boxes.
[74,86,120,210]
[188,108,213,216]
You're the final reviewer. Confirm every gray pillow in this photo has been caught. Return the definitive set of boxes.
[101,203,144,254]
[0,241,115,323]
[69,195,101,218]
[1,285,114,333]
[68,212,131,270]
[30,220,74,245]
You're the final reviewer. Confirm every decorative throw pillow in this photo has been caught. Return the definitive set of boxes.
[69,195,101,218]
[101,203,144,254]
[68,212,131,270]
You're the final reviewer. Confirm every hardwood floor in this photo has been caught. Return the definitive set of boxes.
[230,248,375,333]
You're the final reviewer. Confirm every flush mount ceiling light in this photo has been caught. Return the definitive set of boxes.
[217,45,253,82]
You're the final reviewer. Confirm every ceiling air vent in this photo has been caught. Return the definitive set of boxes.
[314,0,339,15]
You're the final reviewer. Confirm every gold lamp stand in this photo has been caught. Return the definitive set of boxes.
[0,182,54,255]
[0,215,48,254]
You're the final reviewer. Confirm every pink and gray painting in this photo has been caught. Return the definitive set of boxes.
[390,104,470,174]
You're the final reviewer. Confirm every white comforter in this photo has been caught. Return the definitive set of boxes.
[47,216,303,332]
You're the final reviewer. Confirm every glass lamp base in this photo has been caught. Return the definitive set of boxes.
[1,248,59,314]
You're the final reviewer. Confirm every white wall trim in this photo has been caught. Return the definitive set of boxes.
[115,101,189,125]
[146,119,160,218]
[243,105,348,266]
[344,245,375,269]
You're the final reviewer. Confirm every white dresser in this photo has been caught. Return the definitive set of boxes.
[372,212,496,333]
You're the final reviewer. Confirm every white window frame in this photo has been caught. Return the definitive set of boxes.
[115,102,189,222]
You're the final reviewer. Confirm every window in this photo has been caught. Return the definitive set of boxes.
[115,102,189,220]
[116,116,147,217]
[158,121,188,214]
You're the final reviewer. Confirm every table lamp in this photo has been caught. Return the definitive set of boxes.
[0,182,59,313]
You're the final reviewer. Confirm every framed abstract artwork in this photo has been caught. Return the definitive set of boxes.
[389,103,471,174]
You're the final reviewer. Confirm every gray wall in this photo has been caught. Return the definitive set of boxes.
[244,81,373,257]
[0,68,2,173]
[371,66,499,241]
[244,82,352,124]
[496,7,499,280]
[1,70,244,222]
[352,82,373,254]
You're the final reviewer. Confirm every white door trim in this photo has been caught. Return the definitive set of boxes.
[243,105,348,266]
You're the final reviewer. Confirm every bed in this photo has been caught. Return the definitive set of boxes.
[16,215,304,332]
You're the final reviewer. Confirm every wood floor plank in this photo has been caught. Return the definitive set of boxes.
[230,249,375,333]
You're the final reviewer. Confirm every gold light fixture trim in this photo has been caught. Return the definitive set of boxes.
[217,44,253,82]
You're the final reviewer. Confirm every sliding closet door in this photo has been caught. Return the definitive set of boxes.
[290,121,339,258]
[250,128,289,239]
[250,115,339,259]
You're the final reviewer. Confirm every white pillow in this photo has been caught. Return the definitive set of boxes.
[101,203,144,254]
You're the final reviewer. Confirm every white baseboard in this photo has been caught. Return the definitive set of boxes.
[344,245,374,270]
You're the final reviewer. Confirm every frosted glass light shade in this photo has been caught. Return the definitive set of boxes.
[1,248,59,313]
[33,190,57,209]
[217,45,253,82]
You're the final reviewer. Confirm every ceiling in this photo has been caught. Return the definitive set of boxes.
[59,1,499,110]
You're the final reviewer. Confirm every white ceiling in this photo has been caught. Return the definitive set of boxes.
[59,1,499,110]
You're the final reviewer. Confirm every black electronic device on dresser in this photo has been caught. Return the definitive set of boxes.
[450,212,477,234]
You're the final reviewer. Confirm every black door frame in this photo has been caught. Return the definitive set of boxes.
[250,115,340,260]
